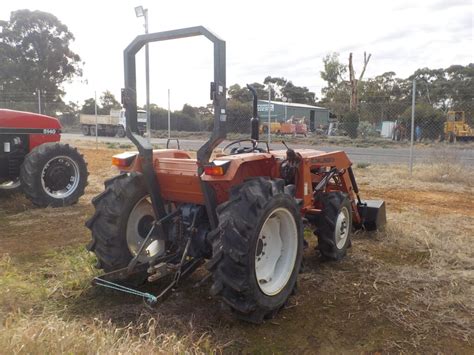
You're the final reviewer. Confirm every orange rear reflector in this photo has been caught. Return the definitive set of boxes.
[204,165,225,176]
[112,157,129,168]
[112,152,137,168]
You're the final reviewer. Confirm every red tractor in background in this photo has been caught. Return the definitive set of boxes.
[0,109,88,207]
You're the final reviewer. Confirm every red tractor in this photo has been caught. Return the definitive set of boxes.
[0,109,88,207]
[87,27,385,323]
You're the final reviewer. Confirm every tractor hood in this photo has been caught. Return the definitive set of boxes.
[0,109,61,130]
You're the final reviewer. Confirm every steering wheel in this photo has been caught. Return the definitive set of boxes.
[222,139,267,155]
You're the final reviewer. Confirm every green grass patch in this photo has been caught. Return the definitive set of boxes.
[0,246,98,314]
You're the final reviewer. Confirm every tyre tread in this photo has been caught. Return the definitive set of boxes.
[209,177,303,323]
[315,192,352,260]
[86,172,144,272]
[20,142,88,207]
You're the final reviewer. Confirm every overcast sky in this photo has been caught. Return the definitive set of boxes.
[1,0,472,109]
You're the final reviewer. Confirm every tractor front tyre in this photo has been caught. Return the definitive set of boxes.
[314,192,352,260]
[209,178,304,323]
[20,143,88,207]
[86,172,165,276]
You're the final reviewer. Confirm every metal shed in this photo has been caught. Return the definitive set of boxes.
[256,100,329,131]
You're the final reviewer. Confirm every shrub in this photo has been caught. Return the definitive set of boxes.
[400,103,444,140]
[357,120,378,138]
[341,111,359,138]
[226,99,252,134]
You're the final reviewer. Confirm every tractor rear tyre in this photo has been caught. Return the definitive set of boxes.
[314,192,352,260]
[20,143,88,207]
[90,125,97,137]
[209,178,303,323]
[86,172,166,276]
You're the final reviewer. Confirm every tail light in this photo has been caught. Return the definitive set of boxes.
[203,160,230,176]
[112,152,137,168]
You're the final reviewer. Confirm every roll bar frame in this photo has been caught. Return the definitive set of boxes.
[121,26,226,228]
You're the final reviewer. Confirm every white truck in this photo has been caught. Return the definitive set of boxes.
[80,109,147,137]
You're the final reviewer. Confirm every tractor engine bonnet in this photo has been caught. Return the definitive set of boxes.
[0,109,62,151]
[0,109,61,130]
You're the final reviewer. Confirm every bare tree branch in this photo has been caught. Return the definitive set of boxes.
[349,53,357,111]
[358,52,372,82]
[348,52,372,112]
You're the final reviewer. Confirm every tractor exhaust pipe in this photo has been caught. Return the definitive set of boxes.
[247,84,259,141]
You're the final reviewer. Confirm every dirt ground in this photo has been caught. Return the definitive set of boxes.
[0,144,473,354]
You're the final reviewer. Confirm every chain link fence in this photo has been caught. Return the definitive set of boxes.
[1,83,473,168]
[0,90,63,118]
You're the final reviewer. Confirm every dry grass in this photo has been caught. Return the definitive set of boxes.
[0,146,473,353]
[0,247,222,354]
[1,313,215,354]
[359,225,472,344]
[349,157,474,349]
[411,147,474,186]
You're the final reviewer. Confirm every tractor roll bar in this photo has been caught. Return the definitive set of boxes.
[121,26,226,228]
[122,26,226,164]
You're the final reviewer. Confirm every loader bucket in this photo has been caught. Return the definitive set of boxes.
[358,200,386,231]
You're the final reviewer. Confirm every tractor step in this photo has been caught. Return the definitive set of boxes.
[147,262,178,282]
[358,200,386,231]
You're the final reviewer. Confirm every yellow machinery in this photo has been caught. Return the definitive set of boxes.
[444,111,474,142]
[260,121,282,134]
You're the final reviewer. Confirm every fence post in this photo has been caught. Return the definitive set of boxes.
[37,89,41,114]
[268,86,271,144]
[94,91,98,150]
[409,79,416,175]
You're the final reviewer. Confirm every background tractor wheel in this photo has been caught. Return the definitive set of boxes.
[0,178,22,197]
[86,172,166,275]
[81,125,90,136]
[208,178,303,323]
[20,143,88,207]
[90,125,97,136]
[314,192,352,260]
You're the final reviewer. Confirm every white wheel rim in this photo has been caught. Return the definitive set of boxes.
[126,196,165,262]
[0,179,20,190]
[255,207,298,296]
[41,156,80,198]
[335,206,350,249]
